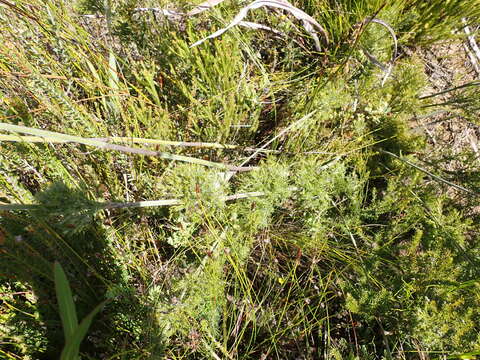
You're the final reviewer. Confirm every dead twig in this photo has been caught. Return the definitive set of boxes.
[462,18,480,76]
[361,17,398,86]
[225,111,316,182]
[187,0,227,16]
[189,0,329,51]
[78,1,327,52]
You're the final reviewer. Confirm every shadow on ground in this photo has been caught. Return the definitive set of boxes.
[0,182,164,359]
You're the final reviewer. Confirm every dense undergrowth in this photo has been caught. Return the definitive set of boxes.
[1,0,480,359]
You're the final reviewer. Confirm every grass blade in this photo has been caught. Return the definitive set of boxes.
[0,123,251,170]
[60,300,107,360]
[54,262,79,340]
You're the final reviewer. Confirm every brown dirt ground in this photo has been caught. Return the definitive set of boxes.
[411,38,480,207]
[416,41,478,156]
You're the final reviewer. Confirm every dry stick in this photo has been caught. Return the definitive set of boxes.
[0,123,254,172]
[238,21,286,36]
[82,0,329,49]
[463,19,480,62]
[380,150,477,195]
[132,8,181,15]
[237,20,312,52]
[189,0,329,51]
[361,18,398,86]
[105,191,266,209]
[81,5,297,45]
[187,0,227,16]
[0,190,275,211]
[462,19,480,76]
[80,8,182,18]
[464,43,480,75]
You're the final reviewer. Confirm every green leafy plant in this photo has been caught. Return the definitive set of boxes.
[54,262,106,360]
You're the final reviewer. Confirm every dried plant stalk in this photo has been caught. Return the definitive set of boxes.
[361,17,398,86]
[190,0,329,51]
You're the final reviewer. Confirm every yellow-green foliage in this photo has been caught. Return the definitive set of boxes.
[1,0,480,359]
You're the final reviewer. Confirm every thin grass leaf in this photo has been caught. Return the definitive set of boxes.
[54,262,79,340]
[0,0,43,24]
[60,300,107,360]
[0,123,252,171]
[419,80,480,100]
[443,350,480,360]
[0,203,38,211]
[0,134,240,148]
[107,51,122,116]
[0,134,279,154]
[108,51,119,91]
[380,150,478,195]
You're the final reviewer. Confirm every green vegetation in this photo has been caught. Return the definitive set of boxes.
[1,0,480,358]
[54,262,107,360]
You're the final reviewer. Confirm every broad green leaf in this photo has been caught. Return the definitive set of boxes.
[60,300,107,360]
[108,51,119,92]
[54,262,78,340]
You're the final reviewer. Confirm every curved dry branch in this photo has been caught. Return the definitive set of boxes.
[361,17,398,86]
[190,0,329,51]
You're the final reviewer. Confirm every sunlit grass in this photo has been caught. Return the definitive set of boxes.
[1,0,480,359]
